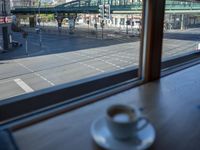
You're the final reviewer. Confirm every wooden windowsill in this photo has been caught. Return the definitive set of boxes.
[13,64,200,150]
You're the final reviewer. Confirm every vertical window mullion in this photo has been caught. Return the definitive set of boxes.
[141,0,166,82]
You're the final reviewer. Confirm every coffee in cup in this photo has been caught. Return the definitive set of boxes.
[106,104,149,140]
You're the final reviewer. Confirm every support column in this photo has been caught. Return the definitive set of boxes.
[55,13,65,33]
[113,16,115,26]
[169,14,172,30]
[68,14,77,34]
[125,15,128,34]
[117,16,121,27]
[185,14,189,29]
[29,16,36,28]
[180,14,184,30]
[194,16,197,25]
[68,18,75,33]
[2,26,9,50]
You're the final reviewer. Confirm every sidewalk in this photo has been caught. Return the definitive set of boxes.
[21,25,139,40]
[0,32,45,60]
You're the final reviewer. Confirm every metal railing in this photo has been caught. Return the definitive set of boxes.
[11,0,200,14]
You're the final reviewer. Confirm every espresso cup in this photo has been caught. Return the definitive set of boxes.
[106,104,149,140]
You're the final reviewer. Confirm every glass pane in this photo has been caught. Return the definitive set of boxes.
[0,30,3,50]
[0,0,143,101]
[162,0,200,61]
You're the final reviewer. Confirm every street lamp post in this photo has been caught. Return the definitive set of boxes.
[23,31,28,55]
[2,0,6,15]
[126,15,128,34]
[101,20,104,39]
[2,0,9,50]
[131,15,133,35]
[94,15,98,38]
[38,0,42,48]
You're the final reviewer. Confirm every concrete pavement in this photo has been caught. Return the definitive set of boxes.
[0,33,139,100]
[0,28,199,100]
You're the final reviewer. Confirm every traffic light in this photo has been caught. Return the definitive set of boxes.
[98,5,104,19]
[104,4,110,20]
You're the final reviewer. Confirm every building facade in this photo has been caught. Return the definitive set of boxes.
[0,0,10,14]
[52,0,73,5]
[0,0,12,51]
[10,0,37,8]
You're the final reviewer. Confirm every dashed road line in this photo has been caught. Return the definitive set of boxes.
[112,53,135,59]
[73,52,123,69]
[8,48,136,89]
[103,55,133,64]
[79,62,105,73]
[56,54,105,73]
[14,78,34,93]
[17,62,55,86]
[96,57,123,69]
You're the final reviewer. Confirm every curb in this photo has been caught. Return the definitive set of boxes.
[21,27,139,40]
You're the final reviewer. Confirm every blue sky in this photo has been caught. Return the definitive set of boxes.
[42,0,53,2]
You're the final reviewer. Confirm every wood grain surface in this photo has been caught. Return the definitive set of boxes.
[13,64,200,150]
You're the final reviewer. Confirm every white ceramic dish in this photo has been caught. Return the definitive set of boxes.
[91,116,156,150]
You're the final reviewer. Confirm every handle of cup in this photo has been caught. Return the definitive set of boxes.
[136,117,149,131]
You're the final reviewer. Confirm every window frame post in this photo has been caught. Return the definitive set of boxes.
[141,0,166,81]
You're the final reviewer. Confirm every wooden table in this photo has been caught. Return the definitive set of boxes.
[13,64,200,150]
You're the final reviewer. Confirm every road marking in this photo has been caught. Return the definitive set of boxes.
[73,52,123,69]
[56,53,105,73]
[79,62,105,73]
[112,53,134,59]
[17,62,55,86]
[97,57,122,69]
[14,78,34,93]
[36,73,55,86]
[103,55,133,64]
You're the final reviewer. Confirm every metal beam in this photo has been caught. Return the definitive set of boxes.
[11,5,200,15]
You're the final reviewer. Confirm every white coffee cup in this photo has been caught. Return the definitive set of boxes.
[106,104,149,140]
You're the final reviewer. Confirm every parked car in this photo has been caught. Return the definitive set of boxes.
[12,41,22,47]
[35,28,42,34]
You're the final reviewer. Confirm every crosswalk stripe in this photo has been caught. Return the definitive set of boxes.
[14,78,34,93]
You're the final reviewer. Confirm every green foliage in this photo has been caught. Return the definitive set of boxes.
[40,14,54,22]
[34,0,40,6]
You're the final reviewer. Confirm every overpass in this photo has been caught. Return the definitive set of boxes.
[11,0,200,15]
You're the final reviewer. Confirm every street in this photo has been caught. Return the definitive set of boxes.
[0,27,199,100]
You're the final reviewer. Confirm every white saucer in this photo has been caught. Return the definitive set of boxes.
[91,117,156,150]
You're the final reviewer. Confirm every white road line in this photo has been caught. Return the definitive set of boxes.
[17,62,34,72]
[79,62,105,73]
[97,57,122,69]
[56,53,105,73]
[17,62,55,86]
[35,73,55,86]
[73,52,93,58]
[103,55,133,64]
[14,78,34,93]
[112,53,134,59]
[73,52,123,69]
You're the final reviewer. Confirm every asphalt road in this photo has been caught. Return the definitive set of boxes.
[0,27,199,100]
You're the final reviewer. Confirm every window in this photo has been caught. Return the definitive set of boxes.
[4,0,197,127]
[162,0,200,72]
[0,0,146,124]
[0,30,3,49]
